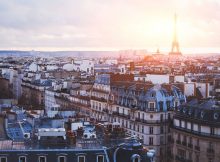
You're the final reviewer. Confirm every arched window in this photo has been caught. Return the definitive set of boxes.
[131,154,141,162]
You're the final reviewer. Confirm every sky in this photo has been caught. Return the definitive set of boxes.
[0,0,220,53]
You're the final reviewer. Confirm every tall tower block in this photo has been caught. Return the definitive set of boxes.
[169,14,182,56]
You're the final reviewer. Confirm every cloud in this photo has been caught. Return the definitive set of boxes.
[0,0,219,51]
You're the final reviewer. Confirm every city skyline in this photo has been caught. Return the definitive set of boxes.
[0,0,220,53]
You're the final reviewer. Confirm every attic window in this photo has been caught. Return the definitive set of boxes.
[0,157,7,162]
[39,156,46,162]
[58,156,66,162]
[201,111,205,118]
[97,155,104,162]
[19,156,26,162]
[78,156,85,162]
[131,154,141,162]
[151,93,155,97]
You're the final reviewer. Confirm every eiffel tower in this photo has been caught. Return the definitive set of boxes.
[169,14,182,56]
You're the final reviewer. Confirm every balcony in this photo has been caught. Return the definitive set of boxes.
[172,125,220,139]
[207,148,215,154]
[112,112,130,118]
[175,155,192,162]
[194,146,200,151]
[135,118,142,122]
[175,155,185,162]
[118,113,130,119]
[103,109,109,113]
[112,112,119,116]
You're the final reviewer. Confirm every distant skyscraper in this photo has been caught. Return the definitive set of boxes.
[169,14,182,56]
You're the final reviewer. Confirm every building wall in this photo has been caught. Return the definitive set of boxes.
[0,78,12,99]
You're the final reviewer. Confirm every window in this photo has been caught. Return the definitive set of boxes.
[138,112,140,119]
[175,101,178,107]
[191,123,193,131]
[99,103,101,110]
[209,142,213,149]
[160,126,164,134]
[177,149,186,159]
[160,148,163,156]
[149,102,155,111]
[183,135,187,143]
[131,154,141,162]
[58,156,66,162]
[0,157,7,162]
[159,102,163,111]
[189,152,192,160]
[177,133,181,141]
[78,156,85,162]
[149,137,153,145]
[211,127,215,135]
[166,101,170,109]
[160,136,164,145]
[97,155,104,162]
[196,139,200,146]
[160,114,163,121]
[195,155,199,162]
[142,126,144,133]
[149,127,153,134]
[208,158,213,162]
[39,156,46,162]
[198,125,201,132]
[19,156,26,162]
[168,113,171,120]
[151,93,155,97]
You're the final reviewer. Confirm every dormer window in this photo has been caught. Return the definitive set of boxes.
[58,156,66,162]
[97,155,104,162]
[0,157,7,162]
[39,156,46,162]
[131,154,141,162]
[151,93,155,97]
[19,156,26,162]
[78,156,85,162]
